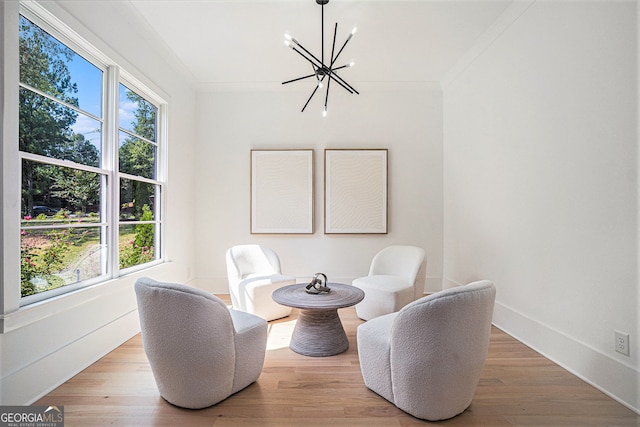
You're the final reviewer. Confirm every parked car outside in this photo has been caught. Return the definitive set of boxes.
[32,206,59,216]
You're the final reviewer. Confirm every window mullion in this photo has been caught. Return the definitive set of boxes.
[19,82,103,123]
[157,104,168,261]
[104,65,120,278]
[117,128,157,147]
[20,152,107,176]
[118,172,161,186]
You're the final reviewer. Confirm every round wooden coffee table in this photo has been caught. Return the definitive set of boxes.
[272,283,365,357]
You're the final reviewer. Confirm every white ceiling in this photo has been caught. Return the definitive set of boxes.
[127,0,512,87]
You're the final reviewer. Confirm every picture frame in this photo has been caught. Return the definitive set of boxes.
[324,149,388,234]
[251,149,314,234]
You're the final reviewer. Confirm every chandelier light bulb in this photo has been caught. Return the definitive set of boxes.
[347,26,357,41]
[284,33,301,46]
[318,81,324,88]
[349,61,355,67]
[322,108,328,118]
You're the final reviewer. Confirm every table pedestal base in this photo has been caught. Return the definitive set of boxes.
[290,308,349,357]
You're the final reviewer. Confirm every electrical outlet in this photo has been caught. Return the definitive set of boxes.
[615,331,630,356]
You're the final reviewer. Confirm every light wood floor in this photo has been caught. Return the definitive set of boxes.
[36,296,639,426]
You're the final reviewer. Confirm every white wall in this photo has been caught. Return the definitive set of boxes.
[193,83,443,294]
[0,1,197,404]
[443,0,639,412]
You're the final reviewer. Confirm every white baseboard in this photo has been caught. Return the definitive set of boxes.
[442,277,463,289]
[493,301,640,415]
[188,276,228,294]
[418,276,443,294]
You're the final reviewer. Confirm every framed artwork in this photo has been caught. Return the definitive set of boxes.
[251,149,314,234]
[324,149,388,234]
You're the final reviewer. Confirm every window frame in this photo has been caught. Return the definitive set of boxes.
[17,3,167,307]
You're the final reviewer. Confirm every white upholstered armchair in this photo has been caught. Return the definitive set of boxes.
[134,277,268,409]
[357,280,496,421]
[226,244,296,321]
[352,245,426,320]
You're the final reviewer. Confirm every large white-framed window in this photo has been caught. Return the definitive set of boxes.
[18,5,165,306]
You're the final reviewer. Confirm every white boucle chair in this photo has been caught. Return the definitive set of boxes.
[134,277,268,409]
[352,245,426,320]
[357,280,496,421]
[226,245,295,321]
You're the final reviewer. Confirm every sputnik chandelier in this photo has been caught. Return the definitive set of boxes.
[282,0,358,117]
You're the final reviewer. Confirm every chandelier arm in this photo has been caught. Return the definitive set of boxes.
[301,84,321,112]
[324,71,354,94]
[282,72,318,85]
[326,70,358,95]
[329,36,352,71]
[314,64,353,94]
[292,41,328,71]
[331,64,350,72]
[290,45,322,69]
[330,23,338,69]
[324,71,332,111]
[325,28,358,94]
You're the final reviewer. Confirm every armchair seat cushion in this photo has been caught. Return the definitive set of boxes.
[352,275,414,321]
[237,274,296,320]
[242,274,295,288]
[356,312,395,402]
[353,275,410,293]
[352,245,425,320]
[229,309,269,393]
[226,245,295,321]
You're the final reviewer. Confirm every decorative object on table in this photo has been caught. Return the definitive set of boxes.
[282,0,359,117]
[250,149,314,234]
[305,272,331,294]
[134,277,268,409]
[226,244,296,321]
[357,280,496,421]
[352,245,425,320]
[325,149,388,234]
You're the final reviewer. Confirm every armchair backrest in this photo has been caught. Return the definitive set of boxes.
[134,277,236,409]
[390,280,496,420]
[226,245,281,283]
[368,245,425,284]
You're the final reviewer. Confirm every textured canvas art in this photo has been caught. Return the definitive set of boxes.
[325,149,387,234]
[251,149,314,234]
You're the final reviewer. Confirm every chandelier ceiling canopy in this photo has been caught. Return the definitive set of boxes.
[282,0,358,117]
